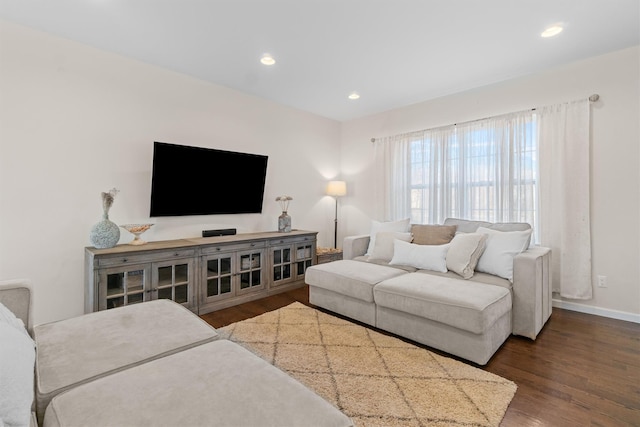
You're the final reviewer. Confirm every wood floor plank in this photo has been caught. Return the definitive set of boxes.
[200,286,640,426]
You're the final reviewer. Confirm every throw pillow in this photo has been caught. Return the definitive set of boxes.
[411,224,457,245]
[0,301,29,337]
[369,232,412,261]
[389,240,450,272]
[0,322,36,427]
[365,218,411,256]
[446,232,488,279]
[475,227,532,281]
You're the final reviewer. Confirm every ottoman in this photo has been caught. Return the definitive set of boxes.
[43,339,353,427]
[34,299,219,424]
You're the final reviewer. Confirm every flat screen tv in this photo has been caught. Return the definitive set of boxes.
[150,141,268,216]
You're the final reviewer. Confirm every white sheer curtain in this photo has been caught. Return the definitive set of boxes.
[538,99,592,299]
[453,113,538,229]
[374,110,538,235]
[373,99,592,299]
[373,133,413,221]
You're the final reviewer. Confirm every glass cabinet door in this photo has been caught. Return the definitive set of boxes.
[152,259,194,307]
[98,264,151,310]
[237,249,265,294]
[295,242,314,279]
[271,245,293,287]
[203,254,234,302]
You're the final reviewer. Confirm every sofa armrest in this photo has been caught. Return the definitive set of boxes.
[343,235,370,260]
[0,279,34,334]
[512,246,552,339]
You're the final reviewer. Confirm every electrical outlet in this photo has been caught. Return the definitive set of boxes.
[597,275,607,288]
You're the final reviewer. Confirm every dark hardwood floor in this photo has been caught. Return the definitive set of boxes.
[200,286,640,426]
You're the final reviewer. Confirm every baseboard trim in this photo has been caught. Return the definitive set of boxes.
[552,299,640,324]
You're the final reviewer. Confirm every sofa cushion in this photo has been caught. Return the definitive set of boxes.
[43,340,353,427]
[414,269,512,289]
[374,273,511,335]
[389,240,450,272]
[446,232,488,279]
[443,218,531,233]
[305,260,408,302]
[411,224,457,245]
[34,299,219,424]
[365,218,411,256]
[369,231,412,261]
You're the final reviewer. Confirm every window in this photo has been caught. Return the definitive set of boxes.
[376,111,539,243]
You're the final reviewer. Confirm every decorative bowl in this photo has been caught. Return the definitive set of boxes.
[120,224,154,245]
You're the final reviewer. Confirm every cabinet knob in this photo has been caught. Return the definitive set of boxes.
[174,253,179,257]
[216,247,221,251]
[122,258,128,263]
[250,243,255,247]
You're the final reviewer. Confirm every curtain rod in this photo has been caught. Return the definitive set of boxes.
[370,94,600,143]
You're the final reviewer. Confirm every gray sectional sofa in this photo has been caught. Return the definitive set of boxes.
[305,218,552,365]
[0,280,353,427]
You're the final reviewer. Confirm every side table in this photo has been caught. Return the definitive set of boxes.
[316,248,343,264]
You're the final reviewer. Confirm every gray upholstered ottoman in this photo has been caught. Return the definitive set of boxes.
[43,339,353,427]
[34,299,219,424]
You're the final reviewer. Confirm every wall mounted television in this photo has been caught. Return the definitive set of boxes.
[149,141,269,216]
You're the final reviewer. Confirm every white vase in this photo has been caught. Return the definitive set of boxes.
[90,212,120,249]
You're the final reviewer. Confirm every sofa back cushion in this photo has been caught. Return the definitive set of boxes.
[443,218,531,232]
[444,218,532,248]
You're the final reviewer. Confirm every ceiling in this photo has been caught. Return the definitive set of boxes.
[1,0,638,122]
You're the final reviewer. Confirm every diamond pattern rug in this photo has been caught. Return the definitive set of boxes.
[217,302,517,427]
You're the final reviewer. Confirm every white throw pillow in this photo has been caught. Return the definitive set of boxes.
[389,240,450,272]
[475,227,532,281]
[0,322,35,427]
[365,218,411,256]
[446,232,488,279]
[0,301,29,337]
[369,232,412,261]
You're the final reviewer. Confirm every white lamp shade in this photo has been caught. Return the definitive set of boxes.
[326,180,347,197]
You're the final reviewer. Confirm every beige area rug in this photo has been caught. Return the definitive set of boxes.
[218,302,517,427]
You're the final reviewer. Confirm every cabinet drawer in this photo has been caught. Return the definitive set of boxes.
[201,241,266,255]
[270,235,315,246]
[97,249,196,267]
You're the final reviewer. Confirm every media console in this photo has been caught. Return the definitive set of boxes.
[84,230,317,315]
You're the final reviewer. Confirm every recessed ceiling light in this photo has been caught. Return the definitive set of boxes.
[348,92,360,100]
[541,24,563,38]
[260,53,275,66]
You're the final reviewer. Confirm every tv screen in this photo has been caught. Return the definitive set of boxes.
[150,141,268,216]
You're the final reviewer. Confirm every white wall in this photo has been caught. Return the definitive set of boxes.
[340,46,640,320]
[2,19,638,324]
[0,20,342,324]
